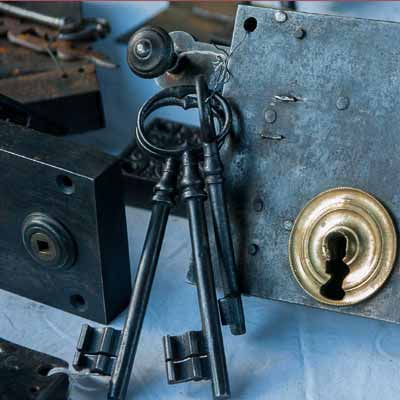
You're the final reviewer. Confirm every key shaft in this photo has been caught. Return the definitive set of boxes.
[108,158,179,400]
[181,151,230,399]
[196,76,246,335]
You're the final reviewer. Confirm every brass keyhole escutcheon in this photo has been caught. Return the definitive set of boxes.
[289,187,397,306]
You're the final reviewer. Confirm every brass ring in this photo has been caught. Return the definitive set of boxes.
[289,187,397,306]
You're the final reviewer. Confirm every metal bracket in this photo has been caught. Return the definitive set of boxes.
[155,31,228,89]
[163,331,211,384]
[73,324,121,376]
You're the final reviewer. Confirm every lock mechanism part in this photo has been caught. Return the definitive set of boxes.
[289,187,397,306]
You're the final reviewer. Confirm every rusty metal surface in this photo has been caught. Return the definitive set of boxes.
[0,39,104,133]
[0,39,84,79]
[216,6,400,323]
[0,60,98,102]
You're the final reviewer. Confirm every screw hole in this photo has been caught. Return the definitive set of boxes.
[244,17,257,33]
[70,294,87,312]
[37,364,53,376]
[78,67,85,73]
[61,73,68,79]
[57,175,75,195]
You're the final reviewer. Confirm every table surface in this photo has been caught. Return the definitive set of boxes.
[2,2,400,400]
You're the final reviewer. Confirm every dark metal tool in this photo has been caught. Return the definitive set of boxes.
[0,16,115,68]
[175,148,230,398]
[0,337,69,400]
[126,29,246,334]
[126,26,227,89]
[110,86,232,400]
[196,76,245,335]
[0,2,110,41]
[73,85,234,399]
[108,157,180,400]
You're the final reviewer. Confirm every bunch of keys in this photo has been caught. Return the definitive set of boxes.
[97,77,244,400]
[73,80,246,399]
[0,2,116,68]
[73,27,245,399]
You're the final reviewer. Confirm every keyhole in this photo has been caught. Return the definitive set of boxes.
[320,232,350,301]
[37,240,50,255]
[29,232,57,263]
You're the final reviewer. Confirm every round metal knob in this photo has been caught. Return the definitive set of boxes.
[127,26,176,79]
[289,187,397,306]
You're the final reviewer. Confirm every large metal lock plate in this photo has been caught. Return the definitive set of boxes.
[212,6,400,323]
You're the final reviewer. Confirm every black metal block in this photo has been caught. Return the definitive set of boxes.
[0,120,131,323]
[0,337,69,400]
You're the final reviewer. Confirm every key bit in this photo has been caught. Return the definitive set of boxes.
[180,150,230,399]
[163,331,211,384]
[74,325,122,376]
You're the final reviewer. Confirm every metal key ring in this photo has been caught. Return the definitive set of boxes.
[136,85,232,160]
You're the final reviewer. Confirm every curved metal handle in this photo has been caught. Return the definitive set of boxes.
[136,85,232,160]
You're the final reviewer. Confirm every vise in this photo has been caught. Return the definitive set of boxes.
[0,120,131,323]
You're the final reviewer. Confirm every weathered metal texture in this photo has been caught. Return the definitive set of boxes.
[0,337,69,400]
[218,6,400,323]
[0,39,104,134]
[0,120,131,323]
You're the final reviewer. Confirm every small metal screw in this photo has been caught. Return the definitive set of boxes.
[275,10,288,23]
[294,27,305,39]
[336,96,350,110]
[253,198,264,212]
[283,220,293,231]
[134,39,152,60]
[248,243,259,256]
[265,109,277,124]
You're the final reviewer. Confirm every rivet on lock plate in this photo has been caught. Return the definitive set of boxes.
[289,187,397,306]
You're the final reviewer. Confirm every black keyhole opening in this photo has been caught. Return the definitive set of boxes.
[320,232,350,301]
[37,240,50,254]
